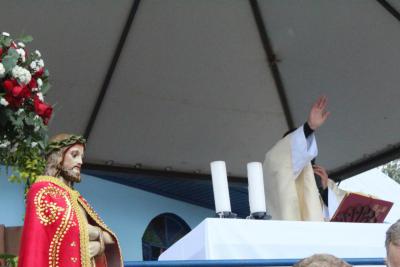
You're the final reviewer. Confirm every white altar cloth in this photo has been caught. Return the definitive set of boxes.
[159,218,390,260]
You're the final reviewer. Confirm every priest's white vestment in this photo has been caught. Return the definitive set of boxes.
[263,126,346,221]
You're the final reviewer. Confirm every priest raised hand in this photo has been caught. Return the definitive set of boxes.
[263,96,346,221]
[307,95,330,130]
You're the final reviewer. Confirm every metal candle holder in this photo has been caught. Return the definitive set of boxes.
[247,211,271,220]
[216,211,237,219]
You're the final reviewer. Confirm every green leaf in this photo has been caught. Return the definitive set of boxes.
[3,37,12,47]
[2,49,19,72]
[13,117,23,128]
[0,111,7,127]
[2,56,18,72]
[7,48,19,58]
[24,116,34,126]
[19,35,33,43]
[0,253,18,267]
[0,253,17,259]
[40,82,51,95]
[37,141,45,150]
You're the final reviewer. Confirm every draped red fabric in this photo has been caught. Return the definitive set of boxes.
[18,176,122,267]
[18,179,82,267]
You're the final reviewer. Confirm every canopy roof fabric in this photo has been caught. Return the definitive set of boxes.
[2,0,400,182]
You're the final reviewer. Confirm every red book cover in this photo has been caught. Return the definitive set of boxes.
[330,193,393,223]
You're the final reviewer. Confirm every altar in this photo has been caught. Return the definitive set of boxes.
[159,218,390,261]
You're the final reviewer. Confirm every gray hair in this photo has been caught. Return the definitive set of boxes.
[386,220,400,251]
[293,254,352,267]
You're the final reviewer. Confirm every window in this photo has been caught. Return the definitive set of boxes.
[142,213,191,261]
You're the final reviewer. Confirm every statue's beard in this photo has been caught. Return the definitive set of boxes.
[59,166,81,183]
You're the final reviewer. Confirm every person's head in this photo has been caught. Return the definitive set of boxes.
[386,220,400,267]
[44,134,86,184]
[293,254,352,267]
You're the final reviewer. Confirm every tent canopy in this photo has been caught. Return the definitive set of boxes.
[2,0,400,182]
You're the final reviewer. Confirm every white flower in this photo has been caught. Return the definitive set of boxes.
[31,142,38,148]
[30,59,44,72]
[30,61,37,70]
[1,32,10,37]
[0,98,9,107]
[37,92,44,101]
[16,48,26,62]
[17,108,24,115]
[34,50,41,57]
[0,140,11,148]
[17,42,25,48]
[0,63,5,78]
[37,78,43,88]
[37,59,44,67]
[32,87,38,92]
[34,115,40,120]
[11,65,31,85]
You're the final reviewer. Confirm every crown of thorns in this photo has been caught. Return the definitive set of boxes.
[45,135,86,156]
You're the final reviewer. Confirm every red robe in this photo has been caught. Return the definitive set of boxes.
[18,176,123,267]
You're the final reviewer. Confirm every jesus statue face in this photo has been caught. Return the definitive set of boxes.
[60,143,84,183]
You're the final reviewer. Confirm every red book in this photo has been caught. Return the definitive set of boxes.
[330,193,393,223]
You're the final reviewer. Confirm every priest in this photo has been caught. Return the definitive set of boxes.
[263,96,346,221]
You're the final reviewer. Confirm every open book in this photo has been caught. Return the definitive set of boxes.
[330,192,393,223]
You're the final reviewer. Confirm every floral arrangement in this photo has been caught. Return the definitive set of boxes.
[0,32,52,184]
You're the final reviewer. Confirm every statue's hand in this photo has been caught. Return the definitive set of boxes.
[89,241,101,258]
[88,224,100,241]
[103,230,115,245]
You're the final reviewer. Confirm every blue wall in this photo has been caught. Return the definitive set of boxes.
[0,171,25,226]
[0,170,214,260]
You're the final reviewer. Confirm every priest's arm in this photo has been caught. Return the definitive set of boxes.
[263,96,344,221]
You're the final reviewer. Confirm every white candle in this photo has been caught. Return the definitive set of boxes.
[210,161,232,213]
[247,162,266,213]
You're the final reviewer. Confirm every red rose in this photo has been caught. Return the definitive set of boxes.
[0,47,3,58]
[11,86,23,97]
[33,67,44,79]
[3,80,14,92]
[3,80,30,99]
[28,78,37,90]
[21,86,31,98]
[4,93,23,108]
[34,96,52,125]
